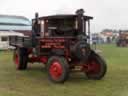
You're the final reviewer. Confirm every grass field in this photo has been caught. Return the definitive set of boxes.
[0,44,128,96]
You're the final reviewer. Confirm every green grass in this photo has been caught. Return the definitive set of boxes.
[0,44,128,96]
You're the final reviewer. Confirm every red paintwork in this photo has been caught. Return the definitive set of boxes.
[49,61,63,80]
[40,38,65,49]
[40,56,48,64]
[14,53,19,65]
[29,56,48,64]
[84,60,100,74]
[14,52,19,69]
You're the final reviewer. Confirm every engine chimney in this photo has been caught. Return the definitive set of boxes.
[76,9,85,35]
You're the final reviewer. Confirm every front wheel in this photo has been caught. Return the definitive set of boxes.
[47,56,69,83]
[84,51,107,80]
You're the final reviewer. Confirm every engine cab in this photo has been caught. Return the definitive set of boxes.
[32,9,93,38]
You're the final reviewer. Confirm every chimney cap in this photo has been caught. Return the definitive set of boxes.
[76,9,85,15]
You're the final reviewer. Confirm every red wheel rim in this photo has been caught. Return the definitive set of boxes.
[49,61,63,80]
[86,60,101,75]
[14,53,19,66]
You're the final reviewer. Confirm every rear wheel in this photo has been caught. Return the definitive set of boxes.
[47,56,69,83]
[85,51,107,80]
[13,48,28,70]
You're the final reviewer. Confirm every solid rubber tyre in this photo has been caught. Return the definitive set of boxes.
[47,56,69,83]
[13,48,28,70]
[85,51,107,80]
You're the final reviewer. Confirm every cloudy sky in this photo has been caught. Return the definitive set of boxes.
[0,0,128,32]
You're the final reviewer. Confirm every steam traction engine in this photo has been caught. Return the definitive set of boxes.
[116,30,128,47]
[9,9,107,83]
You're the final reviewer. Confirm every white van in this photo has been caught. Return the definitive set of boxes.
[0,31,24,50]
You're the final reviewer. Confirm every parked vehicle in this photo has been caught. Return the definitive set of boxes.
[116,30,128,47]
[9,9,107,83]
[0,31,24,50]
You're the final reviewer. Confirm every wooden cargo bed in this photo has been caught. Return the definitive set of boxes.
[9,36,33,48]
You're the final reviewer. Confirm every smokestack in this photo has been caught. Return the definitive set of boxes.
[76,9,85,34]
[76,9,84,15]
[32,12,40,47]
